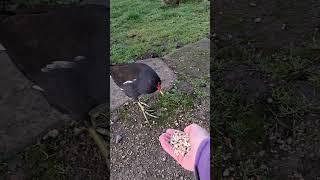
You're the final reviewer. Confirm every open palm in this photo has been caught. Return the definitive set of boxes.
[159,124,209,171]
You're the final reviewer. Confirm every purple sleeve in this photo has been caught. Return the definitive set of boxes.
[194,138,210,180]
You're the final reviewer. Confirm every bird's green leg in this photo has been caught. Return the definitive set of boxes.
[87,108,109,161]
[135,98,158,125]
[137,101,150,125]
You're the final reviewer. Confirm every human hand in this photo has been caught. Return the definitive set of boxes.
[159,123,209,171]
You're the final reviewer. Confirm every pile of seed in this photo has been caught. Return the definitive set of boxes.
[169,130,191,156]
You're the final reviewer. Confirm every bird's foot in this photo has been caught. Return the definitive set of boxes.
[139,101,151,108]
[136,102,159,127]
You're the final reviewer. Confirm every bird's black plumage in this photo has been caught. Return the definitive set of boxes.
[110,63,161,100]
[0,5,109,119]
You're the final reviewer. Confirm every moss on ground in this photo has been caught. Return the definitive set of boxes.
[212,47,320,178]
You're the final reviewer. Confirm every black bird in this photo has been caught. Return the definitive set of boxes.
[110,63,163,124]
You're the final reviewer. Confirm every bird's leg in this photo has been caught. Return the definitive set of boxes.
[87,107,109,161]
[135,98,158,125]
[139,101,150,108]
[136,101,150,125]
[138,98,158,118]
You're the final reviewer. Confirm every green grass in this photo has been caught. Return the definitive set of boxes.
[212,47,320,178]
[23,144,67,180]
[111,0,209,64]
[153,82,195,109]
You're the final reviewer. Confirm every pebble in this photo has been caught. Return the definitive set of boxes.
[43,129,59,139]
[162,157,166,161]
[267,98,273,103]
[281,24,287,30]
[116,134,123,143]
[259,150,265,157]
[73,55,86,61]
[73,127,83,136]
[32,85,44,92]
[249,2,256,7]
[223,168,230,176]
[254,18,262,23]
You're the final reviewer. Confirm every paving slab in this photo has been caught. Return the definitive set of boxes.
[0,51,70,160]
[163,38,210,79]
[110,58,177,111]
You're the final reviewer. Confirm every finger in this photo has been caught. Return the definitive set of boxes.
[166,128,175,135]
[159,133,170,142]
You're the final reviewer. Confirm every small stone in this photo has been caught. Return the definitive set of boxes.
[43,129,59,139]
[142,170,147,175]
[254,18,262,23]
[116,134,123,143]
[73,55,86,61]
[73,127,83,136]
[267,98,273,103]
[223,169,230,176]
[281,24,287,30]
[179,176,184,180]
[32,85,44,92]
[249,2,256,6]
[259,150,265,157]
[200,83,207,87]
[176,42,182,48]
[162,157,166,161]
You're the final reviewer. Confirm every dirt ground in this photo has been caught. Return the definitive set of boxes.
[109,38,210,180]
[212,1,320,179]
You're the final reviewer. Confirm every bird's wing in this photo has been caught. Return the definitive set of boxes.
[110,64,140,88]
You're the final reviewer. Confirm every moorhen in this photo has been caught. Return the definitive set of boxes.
[110,63,163,124]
